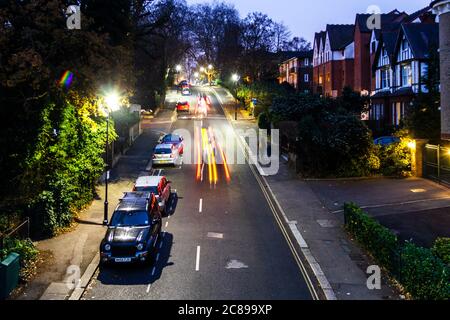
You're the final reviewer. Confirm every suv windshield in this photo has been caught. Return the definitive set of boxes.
[110,210,150,227]
[135,186,158,194]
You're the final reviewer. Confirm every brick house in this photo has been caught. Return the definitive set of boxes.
[370,23,439,130]
[312,25,355,97]
[354,10,409,94]
[278,50,313,93]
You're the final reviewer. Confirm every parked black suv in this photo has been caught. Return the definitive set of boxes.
[100,192,162,266]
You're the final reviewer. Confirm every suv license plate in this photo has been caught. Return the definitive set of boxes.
[115,258,132,263]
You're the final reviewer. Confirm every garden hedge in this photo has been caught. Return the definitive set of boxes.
[344,203,450,300]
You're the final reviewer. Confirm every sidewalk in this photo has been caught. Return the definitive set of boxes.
[214,86,400,300]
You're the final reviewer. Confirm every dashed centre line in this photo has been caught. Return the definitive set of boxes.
[199,198,203,213]
[195,246,201,271]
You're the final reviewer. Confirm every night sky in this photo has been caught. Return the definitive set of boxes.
[187,0,432,43]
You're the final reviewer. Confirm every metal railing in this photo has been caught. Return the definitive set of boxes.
[0,218,30,256]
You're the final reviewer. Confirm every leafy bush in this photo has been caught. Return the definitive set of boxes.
[1,238,39,280]
[432,238,450,265]
[344,203,398,269]
[344,203,450,300]
[23,100,109,236]
[400,242,450,300]
[377,131,412,176]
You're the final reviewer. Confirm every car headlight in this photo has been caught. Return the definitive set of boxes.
[104,244,111,251]
[137,243,145,251]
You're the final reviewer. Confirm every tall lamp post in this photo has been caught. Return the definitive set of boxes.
[103,91,121,226]
[231,74,240,120]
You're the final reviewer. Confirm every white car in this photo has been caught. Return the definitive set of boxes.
[152,144,182,166]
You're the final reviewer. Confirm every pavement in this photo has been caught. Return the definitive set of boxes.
[307,178,450,247]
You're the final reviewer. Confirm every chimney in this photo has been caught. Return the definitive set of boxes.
[420,11,437,23]
[431,0,450,141]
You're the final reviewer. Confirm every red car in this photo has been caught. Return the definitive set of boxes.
[133,176,172,215]
[176,101,190,113]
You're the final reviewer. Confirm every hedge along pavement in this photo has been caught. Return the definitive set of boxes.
[344,203,450,300]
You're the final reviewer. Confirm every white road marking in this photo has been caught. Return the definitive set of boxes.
[165,221,169,228]
[226,260,248,269]
[207,232,223,239]
[159,241,163,249]
[195,246,201,271]
[199,198,203,213]
[146,284,151,293]
[156,253,160,261]
[151,267,156,276]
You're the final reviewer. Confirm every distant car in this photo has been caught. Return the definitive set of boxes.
[176,101,190,113]
[100,192,162,266]
[133,176,172,215]
[374,136,400,146]
[159,134,184,155]
[140,109,153,118]
[152,143,182,166]
[182,88,191,96]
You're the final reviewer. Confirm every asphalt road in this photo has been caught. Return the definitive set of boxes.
[83,86,313,300]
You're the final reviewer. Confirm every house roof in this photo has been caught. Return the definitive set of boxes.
[372,30,400,72]
[396,23,439,60]
[314,31,326,49]
[326,24,355,50]
[404,5,432,23]
[355,10,408,33]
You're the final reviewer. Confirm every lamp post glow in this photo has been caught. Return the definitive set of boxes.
[175,65,182,84]
[103,91,121,226]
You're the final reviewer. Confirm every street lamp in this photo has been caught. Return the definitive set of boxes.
[103,91,121,226]
[231,74,240,120]
[175,65,182,84]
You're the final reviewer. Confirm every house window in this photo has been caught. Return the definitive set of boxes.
[400,37,410,61]
[392,102,405,126]
[319,75,323,85]
[304,74,309,82]
[381,68,390,89]
[401,64,412,87]
[304,59,309,67]
[326,73,331,82]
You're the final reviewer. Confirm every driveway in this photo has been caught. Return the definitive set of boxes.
[307,177,450,247]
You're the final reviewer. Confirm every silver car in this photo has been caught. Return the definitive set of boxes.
[152,144,182,166]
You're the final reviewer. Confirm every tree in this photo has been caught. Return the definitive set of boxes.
[405,47,441,141]
[285,36,311,51]
[272,22,291,52]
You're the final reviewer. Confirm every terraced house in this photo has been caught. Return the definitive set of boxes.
[312,25,355,97]
[370,23,439,129]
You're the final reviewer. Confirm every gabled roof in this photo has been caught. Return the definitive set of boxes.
[314,31,326,50]
[326,24,354,50]
[394,23,439,61]
[355,10,408,33]
[404,5,432,23]
[372,30,400,71]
